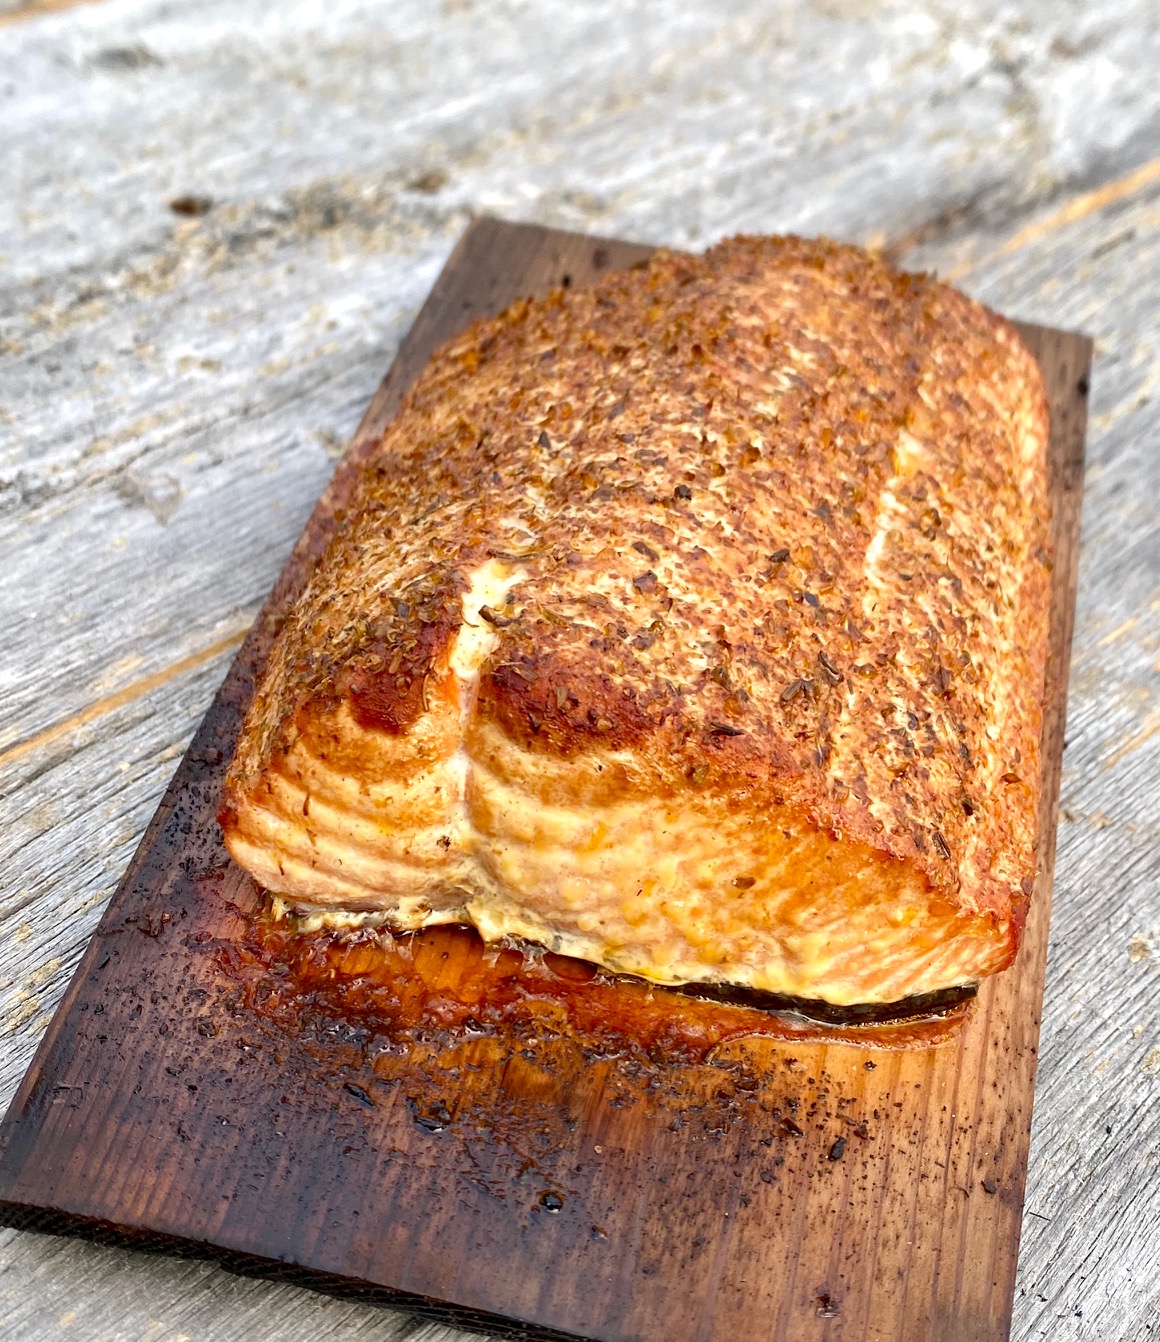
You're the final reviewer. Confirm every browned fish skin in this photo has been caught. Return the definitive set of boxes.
[220,234,1050,1006]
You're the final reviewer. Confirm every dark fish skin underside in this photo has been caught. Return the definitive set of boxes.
[490,925,978,1024]
[668,977,977,1024]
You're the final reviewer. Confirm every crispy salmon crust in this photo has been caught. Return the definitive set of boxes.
[220,234,1051,1007]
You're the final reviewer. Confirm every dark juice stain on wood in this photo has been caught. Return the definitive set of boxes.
[229,906,973,1058]
[0,218,1091,1342]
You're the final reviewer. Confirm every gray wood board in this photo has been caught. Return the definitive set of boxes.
[1,2,1158,1340]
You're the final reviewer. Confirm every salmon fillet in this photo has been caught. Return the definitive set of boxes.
[219,234,1051,1008]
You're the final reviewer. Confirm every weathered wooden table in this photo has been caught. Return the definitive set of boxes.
[1,2,1157,1339]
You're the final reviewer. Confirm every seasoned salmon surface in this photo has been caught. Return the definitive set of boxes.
[220,235,1050,1007]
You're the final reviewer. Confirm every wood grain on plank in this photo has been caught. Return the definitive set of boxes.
[0,650,246,1103]
[0,220,1091,1342]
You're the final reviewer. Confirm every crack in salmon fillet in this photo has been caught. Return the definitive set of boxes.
[220,234,1050,1007]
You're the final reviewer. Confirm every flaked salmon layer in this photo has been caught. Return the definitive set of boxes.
[221,233,1050,1008]
[224,603,1017,1006]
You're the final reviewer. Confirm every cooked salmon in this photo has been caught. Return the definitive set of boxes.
[219,234,1050,1007]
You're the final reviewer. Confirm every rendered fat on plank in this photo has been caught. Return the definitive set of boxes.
[219,234,1050,1009]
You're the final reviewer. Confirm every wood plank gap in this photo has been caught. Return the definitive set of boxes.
[942,153,1160,280]
[0,0,107,26]
[0,624,251,768]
